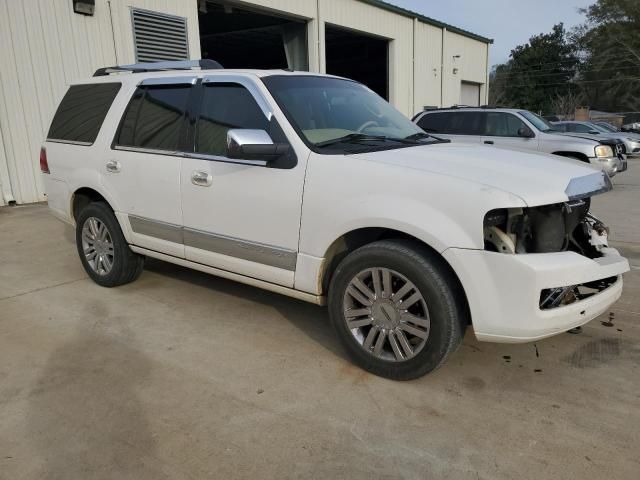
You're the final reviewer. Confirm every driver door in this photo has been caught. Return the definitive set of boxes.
[481,112,539,151]
[180,76,306,287]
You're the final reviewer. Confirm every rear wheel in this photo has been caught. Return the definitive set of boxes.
[76,202,144,287]
[328,240,467,380]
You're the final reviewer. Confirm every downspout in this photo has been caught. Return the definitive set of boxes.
[316,0,322,72]
[440,27,446,107]
[0,120,16,206]
[412,17,417,114]
[485,43,490,105]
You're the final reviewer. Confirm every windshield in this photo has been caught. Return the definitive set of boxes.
[595,122,618,132]
[262,76,430,152]
[519,111,558,132]
[589,123,612,133]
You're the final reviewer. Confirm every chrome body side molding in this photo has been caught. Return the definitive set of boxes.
[128,215,297,271]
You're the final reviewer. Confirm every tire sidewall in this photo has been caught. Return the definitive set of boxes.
[75,202,131,287]
[328,242,463,379]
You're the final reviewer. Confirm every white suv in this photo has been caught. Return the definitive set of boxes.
[42,60,629,380]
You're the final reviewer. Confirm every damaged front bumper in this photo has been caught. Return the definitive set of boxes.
[443,247,629,343]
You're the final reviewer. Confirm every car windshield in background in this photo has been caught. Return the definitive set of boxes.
[262,76,433,152]
[520,111,558,132]
[597,123,618,133]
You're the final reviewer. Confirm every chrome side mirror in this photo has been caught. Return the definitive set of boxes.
[226,129,290,161]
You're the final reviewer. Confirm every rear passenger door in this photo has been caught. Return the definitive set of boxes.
[102,77,195,258]
[481,112,539,151]
[416,111,484,144]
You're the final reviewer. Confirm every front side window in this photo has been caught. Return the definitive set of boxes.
[572,123,595,133]
[116,84,191,151]
[263,75,429,152]
[519,110,557,132]
[48,83,121,144]
[196,83,269,156]
[485,112,527,137]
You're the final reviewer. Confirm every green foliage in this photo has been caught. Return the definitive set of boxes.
[490,0,640,114]
[577,0,640,111]
[489,24,579,113]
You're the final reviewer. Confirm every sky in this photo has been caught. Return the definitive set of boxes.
[386,0,594,68]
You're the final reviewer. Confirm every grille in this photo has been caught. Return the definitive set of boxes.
[131,8,189,63]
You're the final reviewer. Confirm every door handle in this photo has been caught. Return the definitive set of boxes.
[105,160,121,173]
[191,170,213,187]
[484,140,494,145]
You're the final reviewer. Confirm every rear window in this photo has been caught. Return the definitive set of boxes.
[115,85,192,152]
[417,111,483,135]
[47,83,121,144]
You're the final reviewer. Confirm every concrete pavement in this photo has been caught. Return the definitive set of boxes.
[1,163,639,480]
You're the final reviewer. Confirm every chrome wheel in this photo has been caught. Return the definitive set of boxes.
[343,268,430,362]
[81,217,114,276]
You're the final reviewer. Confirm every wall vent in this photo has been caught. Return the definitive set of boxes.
[131,8,189,63]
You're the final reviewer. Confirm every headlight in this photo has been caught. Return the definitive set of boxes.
[595,145,614,158]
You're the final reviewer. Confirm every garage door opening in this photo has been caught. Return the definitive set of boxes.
[198,2,308,70]
[325,25,389,100]
[460,81,481,107]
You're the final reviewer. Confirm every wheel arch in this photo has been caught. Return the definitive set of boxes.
[70,187,116,223]
[318,227,472,325]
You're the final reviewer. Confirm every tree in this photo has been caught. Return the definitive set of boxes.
[575,0,640,111]
[489,24,579,113]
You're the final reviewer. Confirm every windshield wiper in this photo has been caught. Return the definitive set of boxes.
[404,132,431,140]
[316,133,419,148]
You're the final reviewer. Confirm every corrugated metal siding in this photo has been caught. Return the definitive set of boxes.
[0,0,200,205]
[414,22,443,112]
[0,0,488,205]
[443,30,489,107]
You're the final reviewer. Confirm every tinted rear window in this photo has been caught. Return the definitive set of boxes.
[115,85,191,151]
[48,83,121,144]
[418,111,483,135]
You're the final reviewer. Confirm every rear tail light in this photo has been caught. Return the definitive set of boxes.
[40,147,49,174]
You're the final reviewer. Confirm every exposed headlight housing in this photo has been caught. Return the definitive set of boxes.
[595,145,614,158]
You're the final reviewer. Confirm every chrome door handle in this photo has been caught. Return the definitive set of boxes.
[191,170,212,187]
[106,160,121,173]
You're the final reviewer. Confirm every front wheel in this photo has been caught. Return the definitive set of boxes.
[328,240,467,380]
[76,202,144,287]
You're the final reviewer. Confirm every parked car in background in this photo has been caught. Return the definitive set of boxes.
[594,121,620,132]
[41,61,629,380]
[413,107,626,176]
[553,121,640,158]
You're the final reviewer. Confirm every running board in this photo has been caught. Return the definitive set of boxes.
[129,245,326,306]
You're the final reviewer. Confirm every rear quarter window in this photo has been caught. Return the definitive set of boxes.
[47,83,121,144]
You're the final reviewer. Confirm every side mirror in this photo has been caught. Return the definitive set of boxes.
[517,126,534,138]
[226,129,290,161]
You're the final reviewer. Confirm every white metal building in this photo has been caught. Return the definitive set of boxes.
[0,0,492,205]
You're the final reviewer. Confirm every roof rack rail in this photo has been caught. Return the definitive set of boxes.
[93,59,223,77]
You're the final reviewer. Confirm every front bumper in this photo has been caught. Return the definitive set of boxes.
[590,156,623,176]
[443,247,630,343]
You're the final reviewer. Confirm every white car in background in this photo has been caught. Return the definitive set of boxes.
[553,121,640,157]
[41,60,629,380]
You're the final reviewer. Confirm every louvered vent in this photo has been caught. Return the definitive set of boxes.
[131,8,189,62]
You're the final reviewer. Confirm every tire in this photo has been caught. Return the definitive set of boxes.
[328,239,467,380]
[76,202,144,287]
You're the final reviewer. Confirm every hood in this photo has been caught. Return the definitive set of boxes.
[559,132,622,145]
[351,143,604,206]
